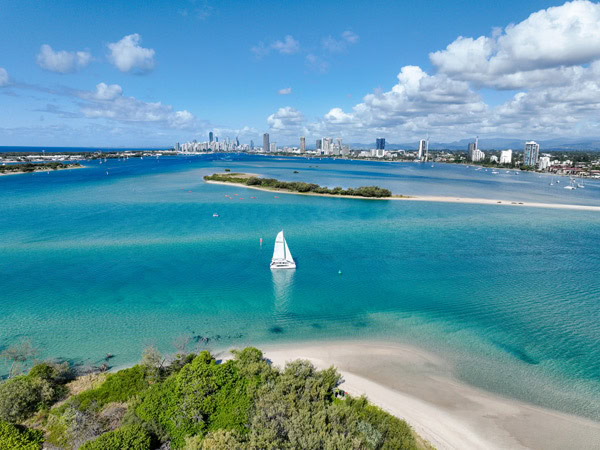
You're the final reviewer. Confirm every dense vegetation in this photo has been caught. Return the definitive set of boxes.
[0,162,82,174]
[204,173,394,198]
[0,347,426,449]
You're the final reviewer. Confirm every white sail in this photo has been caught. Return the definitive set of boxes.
[271,230,296,269]
[284,238,294,263]
[273,231,286,260]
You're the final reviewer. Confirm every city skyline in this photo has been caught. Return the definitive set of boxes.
[2,1,600,147]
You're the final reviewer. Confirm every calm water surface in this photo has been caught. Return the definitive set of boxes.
[1,155,599,420]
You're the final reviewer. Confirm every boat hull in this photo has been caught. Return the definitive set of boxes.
[270,260,296,269]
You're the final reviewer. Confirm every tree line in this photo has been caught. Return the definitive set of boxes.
[204,173,393,198]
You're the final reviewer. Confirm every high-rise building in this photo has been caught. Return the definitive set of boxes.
[468,137,479,161]
[471,148,485,162]
[300,137,306,153]
[499,149,512,164]
[263,133,270,152]
[524,141,539,166]
[270,142,276,152]
[316,139,322,150]
[376,138,385,150]
[418,139,427,160]
[235,137,240,147]
[209,132,213,143]
[250,140,254,150]
[538,155,551,170]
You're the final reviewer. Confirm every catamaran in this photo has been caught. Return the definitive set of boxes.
[270,231,296,269]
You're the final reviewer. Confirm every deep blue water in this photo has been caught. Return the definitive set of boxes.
[1,154,599,420]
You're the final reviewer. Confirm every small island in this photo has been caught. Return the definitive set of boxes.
[204,173,397,198]
[0,162,83,176]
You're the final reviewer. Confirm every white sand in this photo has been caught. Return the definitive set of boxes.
[204,180,600,212]
[256,341,600,450]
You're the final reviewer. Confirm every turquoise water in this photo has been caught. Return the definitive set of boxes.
[1,155,599,421]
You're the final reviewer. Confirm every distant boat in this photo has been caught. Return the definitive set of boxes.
[270,231,296,269]
[213,213,219,217]
[564,178,577,190]
[492,170,499,174]
[577,180,585,188]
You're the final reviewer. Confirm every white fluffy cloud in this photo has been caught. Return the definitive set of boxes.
[430,0,600,89]
[267,107,305,132]
[36,44,91,74]
[278,87,292,95]
[92,82,123,100]
[107,34,155,73]
[77,82,197,129]
[297,1,600,142]
[0,67,8,86]
[316,66,485,136]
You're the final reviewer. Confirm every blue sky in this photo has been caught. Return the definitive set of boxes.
[1,0,599,146]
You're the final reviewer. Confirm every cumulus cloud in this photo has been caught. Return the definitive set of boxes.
[92,82,123,100]
[107,34,155,73]
[304,65,489,141]
[267,106,305,132]
[76,82,197,130]
[271,35,300,55]
[36,44,91,74]
[323,30,360,52]
[0,67,8,86]
[278,87,292,95]
[430,0,600,89]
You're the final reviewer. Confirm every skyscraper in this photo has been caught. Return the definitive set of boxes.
[316,139,322,150]
[524,141,539,166]
[300,136,305,152]
[376,138,385,150]
[209,131,213,143]
[250,140,254,150]
[418,139,427,160]
[263,133,270,152]
[235,137,239,147]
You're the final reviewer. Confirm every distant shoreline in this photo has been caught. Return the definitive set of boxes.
[204,177,600,211]
[0,164,84,176]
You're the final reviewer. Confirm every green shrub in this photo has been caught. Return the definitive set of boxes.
[79,424,151,450]
[0,376,55,423]
[71,365,149,411]
[135,352,251,448]
[0,420,43,450]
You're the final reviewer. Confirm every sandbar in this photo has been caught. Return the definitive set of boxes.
[256,340,600,450]
[205,179,600,212]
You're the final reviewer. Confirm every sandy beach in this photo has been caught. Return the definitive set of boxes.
[254,341,600,450]
[205,179,600,212]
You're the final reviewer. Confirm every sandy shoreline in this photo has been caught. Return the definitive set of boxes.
[205,179,600,212]
[251,340,600,450]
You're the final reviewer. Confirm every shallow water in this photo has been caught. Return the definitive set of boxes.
[1,154,599,420]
